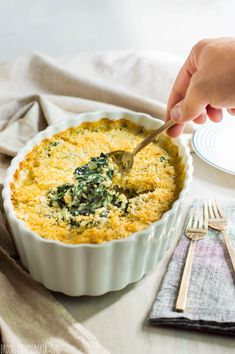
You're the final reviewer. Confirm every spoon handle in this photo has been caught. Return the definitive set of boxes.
[132,119,175,156]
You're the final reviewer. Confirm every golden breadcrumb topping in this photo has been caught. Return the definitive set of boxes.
[11,118,185,244]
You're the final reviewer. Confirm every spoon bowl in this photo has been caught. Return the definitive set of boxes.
[107,150,134,172]
[108,119,175,172]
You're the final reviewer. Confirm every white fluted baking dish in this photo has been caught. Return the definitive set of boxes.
[3,111,193,296]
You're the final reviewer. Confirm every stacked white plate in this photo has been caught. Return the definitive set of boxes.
[192,114,235,175]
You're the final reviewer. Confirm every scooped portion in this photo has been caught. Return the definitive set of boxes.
[11,118,185,244]
[48,153,128,227]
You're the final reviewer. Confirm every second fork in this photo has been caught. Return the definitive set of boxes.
[207,199,235,273]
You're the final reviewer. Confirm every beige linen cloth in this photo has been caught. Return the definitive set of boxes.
[0,51,186,353]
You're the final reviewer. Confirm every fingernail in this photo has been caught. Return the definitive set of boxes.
[170,105,181,121]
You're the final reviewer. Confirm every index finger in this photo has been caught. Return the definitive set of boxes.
[166,53,196,120]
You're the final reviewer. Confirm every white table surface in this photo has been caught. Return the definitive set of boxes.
[53,153,235,354]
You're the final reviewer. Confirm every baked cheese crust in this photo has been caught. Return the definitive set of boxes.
[11,118,184,244]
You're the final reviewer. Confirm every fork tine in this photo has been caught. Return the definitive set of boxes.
[186,205,207,232]
[198,207,203,229]
[186,212,194,230]
[192,209,199,229]
[203,201,208,230]
[215,199,224,218]
[194,206,203,229]
[207,200,214,219]
[212,200,220,218]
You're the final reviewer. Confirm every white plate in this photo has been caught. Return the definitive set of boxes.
[192,114,235,175]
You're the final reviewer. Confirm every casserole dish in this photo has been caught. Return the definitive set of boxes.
[3,111,193,296]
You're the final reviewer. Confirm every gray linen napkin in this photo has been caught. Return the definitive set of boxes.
[148,200,235,335]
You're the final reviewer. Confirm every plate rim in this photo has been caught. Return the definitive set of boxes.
[192,126,235,176]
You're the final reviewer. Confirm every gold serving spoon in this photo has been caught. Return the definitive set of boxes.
[108,119,175,172]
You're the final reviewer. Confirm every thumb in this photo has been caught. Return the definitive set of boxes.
[170,79,207,123]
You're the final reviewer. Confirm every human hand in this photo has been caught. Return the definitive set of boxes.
[166,38,235,137]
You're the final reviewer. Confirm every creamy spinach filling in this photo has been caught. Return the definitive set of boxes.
[48,153,128,226]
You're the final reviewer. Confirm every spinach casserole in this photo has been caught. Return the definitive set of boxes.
[11,118,185,244]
